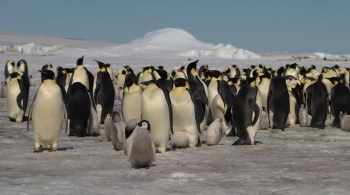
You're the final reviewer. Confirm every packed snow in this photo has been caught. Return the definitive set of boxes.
[1,29,350,194]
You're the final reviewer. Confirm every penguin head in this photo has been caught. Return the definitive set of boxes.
[112,111,121,122]
[124,77,134,89]
[39,70,55,81]
[94,60,106,70]
[137,120,151,131]
[187,60,199,74]
[6,60,15,67]
[76,56,84,66]
[174,78,188,88]
[17,59,28,75]
[9,72,21,80]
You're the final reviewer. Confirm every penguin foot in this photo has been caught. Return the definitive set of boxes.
[33,148,43,153]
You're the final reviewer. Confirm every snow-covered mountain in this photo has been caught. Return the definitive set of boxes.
[102,28,260,59]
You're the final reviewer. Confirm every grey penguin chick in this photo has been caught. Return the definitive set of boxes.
[259,110,269,130]
[110,111,126,151]
[340,113,350,132]
[0,82,7,98]
[127,120,156,169]
[206,118,223,146]
[104,114,112,140]
[124,119,141,155]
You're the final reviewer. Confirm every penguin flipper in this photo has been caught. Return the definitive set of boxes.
[248,99,260,125]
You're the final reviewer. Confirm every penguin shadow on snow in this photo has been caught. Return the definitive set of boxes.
[33,146,74,153]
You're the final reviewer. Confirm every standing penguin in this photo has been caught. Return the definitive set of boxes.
[7,72,27,122]
[66,82,91,137]
[16,59,30,114]
[186,60,209,136]
[170,78,199,148]
[28,70,66,152]
[94,60,115,124]
[233,80,261,145]
[4,60,15,82]
[330,79,350,128]
[110,111,126,151]
[141,81,172,153]
[211,80,235,136]
[305,80,328,128]
[126,120,156,169]
[267,68,289,130]
[206,118,223,146]
[122,77,142,123]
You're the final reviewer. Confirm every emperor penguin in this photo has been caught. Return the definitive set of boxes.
[94,60,115,124]
[211,80,235,136]
[207,70,222,119]
[104,114,113,140]
[126,120,156,169]
[340,112,350,132]
[170,78,199,148]
[7,72,27,122]
[66,82,91,137]
[267,67,289,130]
[122,78,142,123]
[16,59,30,110]
[186,60,209,136]
[40,64,53,82]
[330,79,350,128]
[256,68,272,111]
[71,56,90,90]
[4,60,15,82]
[141,80,172,153]
[56,66,68,98]
[0,81,7,98]
[109,111,126,151]
[28,70,66,152]
[233,78,262,145]
[305,80,328,128]
[124,119,141,155]
[206,118,223,146]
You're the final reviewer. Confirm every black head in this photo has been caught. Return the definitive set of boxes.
[137,120,151,131]
[106,63,111,68]
[187,60,199,71]
[124,77,134,88]
[94,60,106,69]
[76,56,84,66]
[9,72,21,79]
[174,78,187,87]
[39,70,55,80]
[277,67,285,76]
[158,65,164,70]
[17,59,27,67]
[6,60,15,66]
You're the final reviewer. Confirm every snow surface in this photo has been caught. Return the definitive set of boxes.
[1,30,350,194]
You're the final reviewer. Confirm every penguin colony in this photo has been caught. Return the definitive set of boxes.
[3,57,350,168]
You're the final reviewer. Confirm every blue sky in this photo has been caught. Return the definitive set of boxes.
[1,0,349,54]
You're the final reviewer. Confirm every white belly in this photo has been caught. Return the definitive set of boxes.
[33,85,65,147]
[7,81,24,121]
[142,87,170,152]
[122,91,142,123]
[171,89,198,148]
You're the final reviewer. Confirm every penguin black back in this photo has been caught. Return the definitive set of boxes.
[267,71,289,130]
